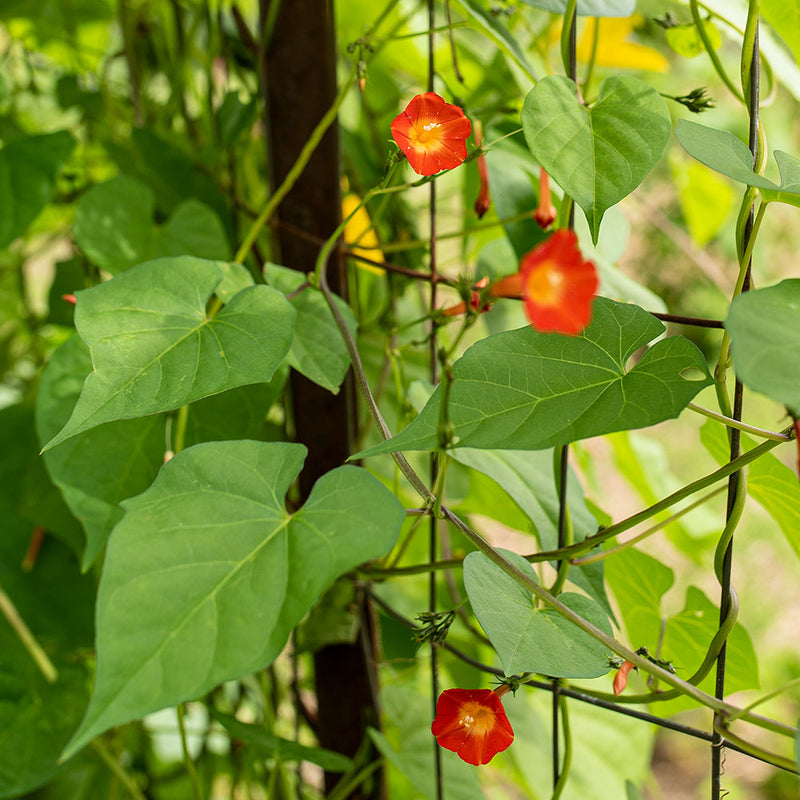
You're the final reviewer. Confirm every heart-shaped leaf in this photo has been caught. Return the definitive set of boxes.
[522,76,670,243]
[74,176,231,274]
[264,263,356,393]
[725,279,800,414]
[356,298,712,457]
[676,120,800,207]
[62,440,405,758]
[43,257,295,451]
[464,550,612,677]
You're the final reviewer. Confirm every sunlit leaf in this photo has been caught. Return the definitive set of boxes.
[43,257,295,450]
[665,19,722,58]
[520,0,635,14]
[356,298,712,457]
[62,440,405,757]
[263,263,356,393]
[522,76,671,242]
[761,0,800,65]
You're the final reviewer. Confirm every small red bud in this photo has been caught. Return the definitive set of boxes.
[534,168,556,229]
[613,660,636,696]
[62,293,77,305]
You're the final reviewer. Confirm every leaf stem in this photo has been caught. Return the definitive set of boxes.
[687,402,791,441]
[0,582,57,683]
[689,0,744,104]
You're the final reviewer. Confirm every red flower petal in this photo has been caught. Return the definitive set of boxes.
[431,688,514,766]
[520,229,598,335]
[391,92,472,176]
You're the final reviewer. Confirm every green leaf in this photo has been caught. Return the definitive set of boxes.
[676,120,800,207]
[73,175,154,273]
[0,522,94,796]
[212,711,353,772]
[451,0,537,82]
[700,421,800,561]
[522,76,670,243]
[452,448,597,550]
[464,550,612,677]
[154,199,230,261]
[674,160,735,247]
[605,548,675,650]
[665,19,722,58]
[0,131,75,249]
[43,257,295,450]
[519,0,635,15]
[356,298,712,457]
[37,336,166,570]
[725,279,800,413]
[263,263,356,393]
[795,722,800,774]
[664,586,759,695]
[74,177,231,274]
[62,440,404,757]
[761,0,800,65]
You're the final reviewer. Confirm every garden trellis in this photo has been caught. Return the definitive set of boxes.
[1,1,800,799]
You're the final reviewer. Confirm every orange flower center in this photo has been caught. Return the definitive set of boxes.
[524,259,565,306]
[412,121,441,145]
[458,701,494,735]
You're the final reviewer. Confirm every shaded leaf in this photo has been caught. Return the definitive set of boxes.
[212,711,353,772]
[522,76,670,242]
[263,263,356,393]
[356,298,712,457]
[464,550,612,677]
[0,131,75,249]
[62,440,404,757]
[43,257,295,450]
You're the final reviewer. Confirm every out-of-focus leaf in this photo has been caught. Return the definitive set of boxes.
[212,711,353,771]
[665,19,722,58]
[726,279,800,413]
[520,0,635,14]
[700,421,800,561]
[0,131,75,249]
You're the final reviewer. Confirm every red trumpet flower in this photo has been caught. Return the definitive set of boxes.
[391,92,472,176]
[431,687,514,766]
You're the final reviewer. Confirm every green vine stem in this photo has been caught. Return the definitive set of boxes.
[689,0,744,104]
[177,704,204,800]
[728,676,800,722]
[714,718,796,773]
[550,694,572,800]
[92,739,148,800]
[571,486,727,566]
[0,582,57,683]
[687,402,791,441]
[234,63,357,265]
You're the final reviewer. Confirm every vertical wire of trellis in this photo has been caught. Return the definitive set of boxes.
[712,10,760,799]
[551,5,578,793]
[427,2,444,798]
